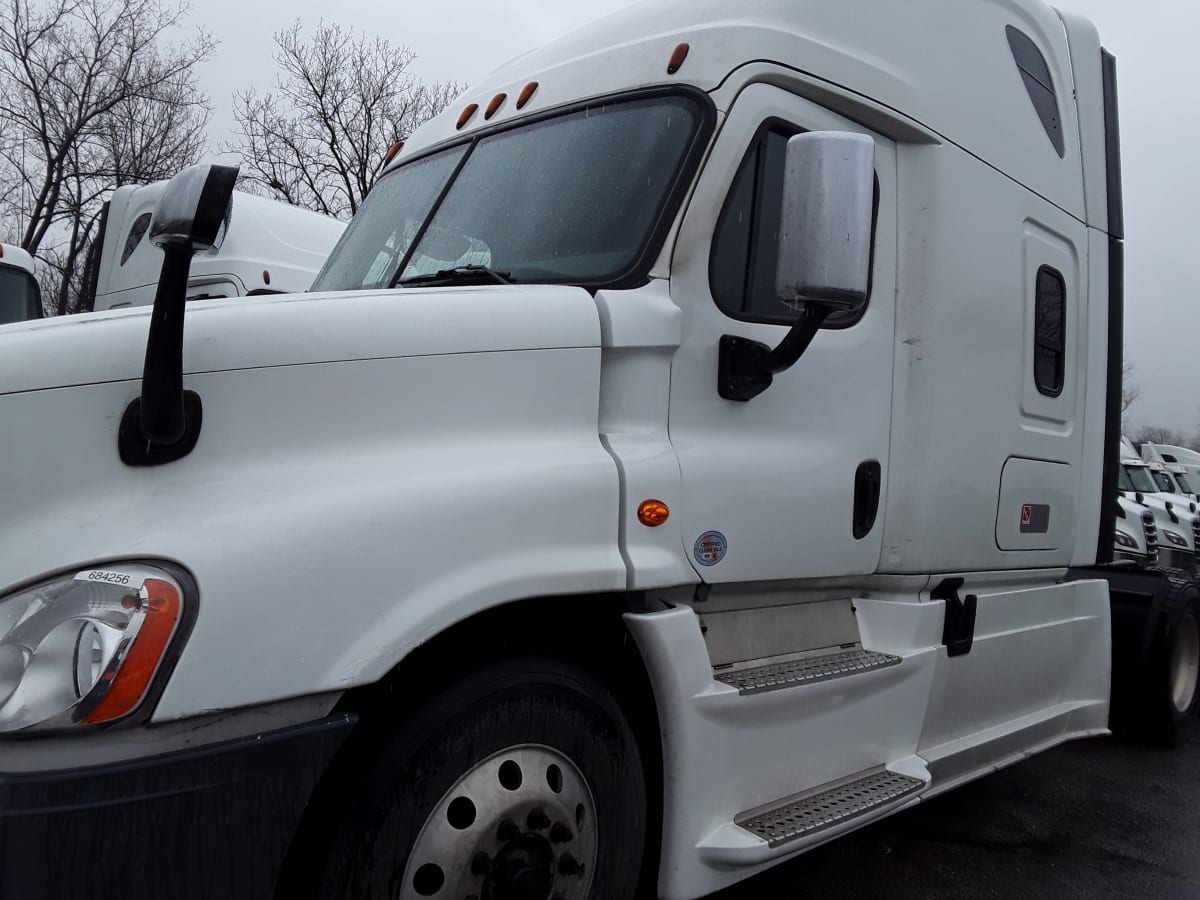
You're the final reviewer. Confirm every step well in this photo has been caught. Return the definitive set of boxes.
[736,768,925,848]
[714,646,901,695]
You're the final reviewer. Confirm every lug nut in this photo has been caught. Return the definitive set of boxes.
[550,822,574,844]
[497,819,519,842]
[527,807,551,831]
[470,852,491,876]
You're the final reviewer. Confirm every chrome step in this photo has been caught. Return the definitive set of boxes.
[736,768,925,848]
[714,647,901,695]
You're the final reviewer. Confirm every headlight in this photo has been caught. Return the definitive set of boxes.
[0,564,188,733]
[1114,530,1138,549]
[1162,529,1189,548]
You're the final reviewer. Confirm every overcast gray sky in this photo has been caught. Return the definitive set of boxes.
[190,0,1199,434]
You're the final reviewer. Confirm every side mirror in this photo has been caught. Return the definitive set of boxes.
[776,131,875,315]
[118,164,238,466]
[718,131,875,402]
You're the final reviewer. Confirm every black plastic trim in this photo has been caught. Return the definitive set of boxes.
[377,85,717,293]
[933,577,977,658]
[1033,264,1066,398]
[1097,236,1123,565]
[853,460,882,540]
[118,389,203,466]
[1101,49,1124,239]
[1006,26,1065,158]
[0,714,357,900]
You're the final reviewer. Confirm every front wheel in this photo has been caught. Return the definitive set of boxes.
[311,657,648,900]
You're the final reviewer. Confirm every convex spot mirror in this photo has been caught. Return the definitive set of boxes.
[775,131,875,316]
[149,164,238,253]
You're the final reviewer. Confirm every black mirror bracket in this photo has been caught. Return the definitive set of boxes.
[115,163,238,467]
[718,306,831,402]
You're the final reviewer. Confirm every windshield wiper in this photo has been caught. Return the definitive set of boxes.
[394,265,513,288]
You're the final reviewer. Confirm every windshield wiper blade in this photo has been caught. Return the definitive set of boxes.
[395,265,513,287]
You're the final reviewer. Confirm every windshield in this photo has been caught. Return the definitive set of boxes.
[1152,471,1177,493]
[1174,472,1196,493]
[312,92,708,292]
[0,265,41,324]
[1124,465,1158,493]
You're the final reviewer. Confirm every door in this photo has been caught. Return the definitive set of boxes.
[668,84,898,584]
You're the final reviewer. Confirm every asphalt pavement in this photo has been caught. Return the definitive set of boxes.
[714,732,1200,899]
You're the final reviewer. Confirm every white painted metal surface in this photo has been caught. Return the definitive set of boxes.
[0,0,1125,897]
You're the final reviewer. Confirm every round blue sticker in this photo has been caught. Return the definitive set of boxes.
[694,531,727,567]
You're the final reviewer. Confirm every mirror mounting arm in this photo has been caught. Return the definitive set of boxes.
[718,305,832,402]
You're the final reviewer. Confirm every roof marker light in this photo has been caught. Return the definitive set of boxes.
[457,103,479,130]
[384,141,404,164]
[485,92,507,120]
[262,269,271,286]
[667,42,690,75]
[516,82,539,109]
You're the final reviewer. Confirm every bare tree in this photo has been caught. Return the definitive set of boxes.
[0,0,213,312]
[229,21,461,219]
[1132,425,1199,450]
[1121,348,1140,420]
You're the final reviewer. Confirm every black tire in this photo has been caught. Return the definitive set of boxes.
[1136,571,1200,746]
[310,656,647,900]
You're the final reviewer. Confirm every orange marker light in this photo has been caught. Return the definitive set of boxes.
[384,140,404,164]
[83,578,182,725]
[457,103,479,130]
[638,500,670,527]
[516,81,539,109]
[667,42,690,75]
[485,92,507,120]
[262,269,271,286]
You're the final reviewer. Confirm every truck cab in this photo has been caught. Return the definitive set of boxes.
[2,3,1192,900]
[0,243,42,324]
[1120,457,1199,570]
[86,181,346,311]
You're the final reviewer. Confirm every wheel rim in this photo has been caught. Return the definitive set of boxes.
[400,744,597,900]
[1170,612,1200,714]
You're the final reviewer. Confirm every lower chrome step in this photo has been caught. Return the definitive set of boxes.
[736,768,925,848]
[714,647,901,695]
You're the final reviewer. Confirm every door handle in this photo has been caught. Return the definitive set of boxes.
[853,460,881,540]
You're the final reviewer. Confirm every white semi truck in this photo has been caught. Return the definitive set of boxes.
[1,2,1197,899]
[84,180,346,311]
[0,242,42,324]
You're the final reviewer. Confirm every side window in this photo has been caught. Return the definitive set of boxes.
[711,127,797,325]
[121,213,152,266]
[710,123,875,328]
[1034,266,1066,396]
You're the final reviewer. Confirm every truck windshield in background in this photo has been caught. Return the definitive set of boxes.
[311,92,708,292]
[1125,464,1159,494]
[0,265,41,324]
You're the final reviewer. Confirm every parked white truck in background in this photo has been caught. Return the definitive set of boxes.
[84,180,345,311]
[2,2,1198,899]
[0,242,42,324]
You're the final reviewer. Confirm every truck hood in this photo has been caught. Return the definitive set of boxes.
[0,285,600,394]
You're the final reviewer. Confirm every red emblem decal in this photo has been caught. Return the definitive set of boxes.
[1021,504,1032,525]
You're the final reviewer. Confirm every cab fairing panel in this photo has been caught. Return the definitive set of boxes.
[408,0,1085,225]
[882,139,1089,574]
[0,345,622,721]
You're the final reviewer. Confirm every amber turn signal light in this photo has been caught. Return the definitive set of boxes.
[485,92,507,120]
[667,42,690,75]
[457,103,479,130]
[517,82,539,109]
[638,500,670,527]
